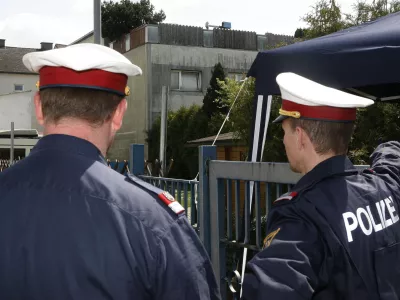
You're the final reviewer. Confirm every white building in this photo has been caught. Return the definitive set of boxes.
[0,39,60,158]
[0,91,35,130]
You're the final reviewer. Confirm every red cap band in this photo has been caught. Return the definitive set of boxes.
[39,66,128,96]
[282,100,357,121]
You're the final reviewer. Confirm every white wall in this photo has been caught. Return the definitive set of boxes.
[0,73,38,96]
[0,91,34,130]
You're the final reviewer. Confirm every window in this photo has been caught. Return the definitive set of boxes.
[170,70,201,91]
[14,84,24,92]
[228,73,246,82]
[170,72,180,90]
[125,34,130,52]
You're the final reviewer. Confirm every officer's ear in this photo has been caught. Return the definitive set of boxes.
[34,92,44,126]
[111,98,128,131]
[295,126,309,151]
[298,126,314,151]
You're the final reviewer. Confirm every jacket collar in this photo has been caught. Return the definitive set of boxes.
[294,155,358,191]
[30,134,107,165]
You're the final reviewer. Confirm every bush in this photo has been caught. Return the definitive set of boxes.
[146,105,219,179]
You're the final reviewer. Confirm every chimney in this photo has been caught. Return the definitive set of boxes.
[0,39,5,48]
[40,42,53,51]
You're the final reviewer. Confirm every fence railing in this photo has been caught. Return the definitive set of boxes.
[0,158,22,172]
[128,144,369,300]
[207,159,369,300]
[106,159,130,175]
[138,175,199,229]
[207,160,302,300]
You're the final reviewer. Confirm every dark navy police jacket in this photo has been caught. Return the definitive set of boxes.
[0,134,221,300]
[243,141,400,300]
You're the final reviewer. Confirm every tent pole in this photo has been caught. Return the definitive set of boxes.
[238,94,272,297]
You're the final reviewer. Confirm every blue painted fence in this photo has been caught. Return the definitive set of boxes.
[125,144,215,253]
[139,175,199,229]
[126,143,369,300]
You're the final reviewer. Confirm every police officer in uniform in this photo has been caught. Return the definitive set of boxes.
[242,73,400,299]
[0,44,221,300]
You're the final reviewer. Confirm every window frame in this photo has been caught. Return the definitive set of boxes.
[14,84,24,92]
[228,73,246,82]
[170,70,202,92]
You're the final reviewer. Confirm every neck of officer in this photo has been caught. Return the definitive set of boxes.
[301,150,336,175]
[43,119,110,156]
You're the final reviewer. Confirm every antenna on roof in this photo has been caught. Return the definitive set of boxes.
[205,21,232,30]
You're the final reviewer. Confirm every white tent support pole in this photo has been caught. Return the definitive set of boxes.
[240,94,272,297]
[346,88,377,101]
[381,95,400,101]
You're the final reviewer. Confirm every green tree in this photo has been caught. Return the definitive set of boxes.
[202,63,227,118]
[300,0,400,164]
[216,77,287,162]
[345,0,400,26]
[302,0,346,39]
[217,77,255,147]
[101,0,166,41]
[203,63,226,118]
[301,0,400,39]
[294,28,306,38]
[146,105,211,179]
[349,102,400,164]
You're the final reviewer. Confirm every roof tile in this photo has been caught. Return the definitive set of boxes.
[0,47,38,74]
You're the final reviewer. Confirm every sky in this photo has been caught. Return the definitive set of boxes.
[0,0,358,49]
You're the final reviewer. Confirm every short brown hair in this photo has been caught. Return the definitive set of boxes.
[40,87,124,125]
[288,118,355,155]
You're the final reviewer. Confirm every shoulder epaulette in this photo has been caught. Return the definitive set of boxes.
[126,174,185,215]
[362,168,376,175]
[273,191,298,205]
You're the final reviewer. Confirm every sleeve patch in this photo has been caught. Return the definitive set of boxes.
[273,191,298,205]
[263,228,281,249]
[158,191,185,215]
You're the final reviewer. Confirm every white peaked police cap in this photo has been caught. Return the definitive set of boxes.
[22,43,142,97]
[273,72,374,123]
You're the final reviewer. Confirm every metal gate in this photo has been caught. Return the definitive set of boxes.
[206,154,368,300]
[207,159,301,299]
[130,144,368,300]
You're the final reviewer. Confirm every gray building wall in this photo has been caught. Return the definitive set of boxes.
[72,24,293,161]
[0,73,38,96]
[149,43,258,126]
[107,42,259,160]
[106,44,148,160]
[0,74,42,133]
[0,91,33,130]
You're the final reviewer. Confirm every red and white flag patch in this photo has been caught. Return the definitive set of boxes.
[158,191,185,215]
[273,191,298,205]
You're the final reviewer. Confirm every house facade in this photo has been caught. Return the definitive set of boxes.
[72,24,294,160]
[0,40,69,132]
[0,40,56,156]
[0,39,43,96]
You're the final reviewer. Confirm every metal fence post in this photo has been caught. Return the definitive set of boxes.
[130,144,144,175]
[199,145,216,257]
